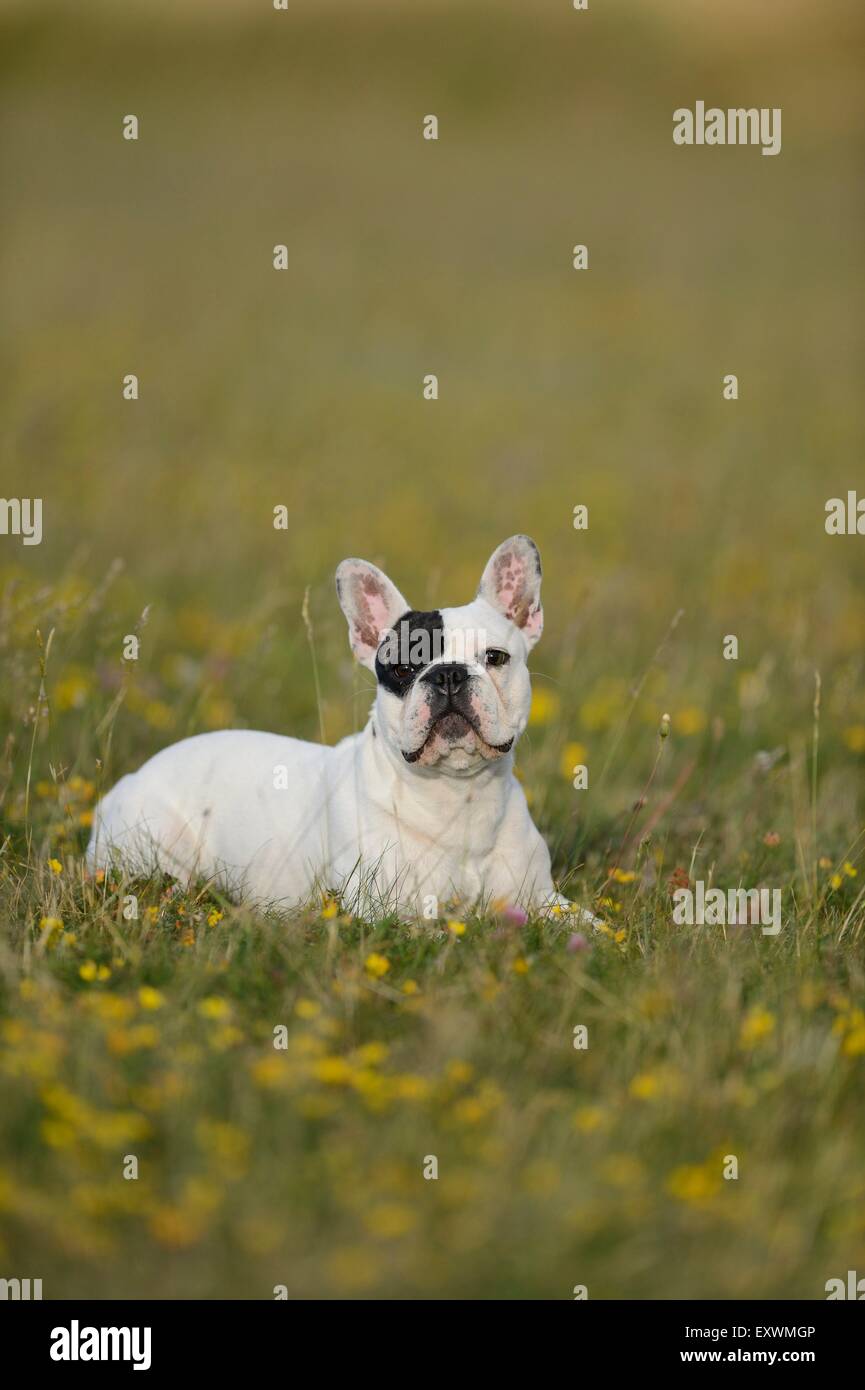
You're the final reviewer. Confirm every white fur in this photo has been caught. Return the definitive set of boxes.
[87,537,589,922]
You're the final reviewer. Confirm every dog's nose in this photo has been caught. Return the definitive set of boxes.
[423,662,468,700]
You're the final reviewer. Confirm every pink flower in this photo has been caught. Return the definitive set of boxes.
[502,904,528,926]
[566,932,590,954]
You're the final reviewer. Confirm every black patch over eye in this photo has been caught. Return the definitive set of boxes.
[375,610,444,699]
[485,649,510,668]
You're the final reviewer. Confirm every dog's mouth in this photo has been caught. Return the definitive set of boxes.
[403,711,514,764]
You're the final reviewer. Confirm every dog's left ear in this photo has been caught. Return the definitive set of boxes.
[335,558,410,670]
[477,535,543,649]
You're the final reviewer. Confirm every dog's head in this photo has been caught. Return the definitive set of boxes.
[336,535,543,776]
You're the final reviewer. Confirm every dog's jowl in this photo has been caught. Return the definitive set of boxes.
[88,536,579,919]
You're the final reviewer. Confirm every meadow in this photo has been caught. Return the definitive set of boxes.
[1,0,864,1298]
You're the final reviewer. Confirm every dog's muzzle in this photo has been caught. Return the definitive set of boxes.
[402,663,514,763]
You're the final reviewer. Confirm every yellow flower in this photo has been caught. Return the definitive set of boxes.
[843,861,858,878]
[364,953,390,978]
[78,961,98,982]
[295,998,321,1019]
[402,980,419,996]
[528,687,561,727]
[674,705,706,736]
[829,873,843,890]
[41,1119,76,1149]
[48,858,63,875]
[843,724,865,753]
[447,919,466,936]
[393,1073,430,1101]
[313,1056,354,1086]
[512,956,531,974]
[614,928,626,944]
[610,867,636,884]
[321,897,339,920]
[39,916,64,934]
[630,1065,683,1102]
[197,996,230,1020]
[560,741,587,779]
[106,1024,159,1054]
[83,993,135,1023]
[250,1055,287,1089]
[364,1202,418,1240]
[138,986,164,1011]
[54,668,93,711]
[666,1163,721,1206]
[150,1206,205,1249]
[445,1060,473,1085]
[206,908,223,928]
[833,1009,865,1047]
[573,1105,608,1133]
[144,700,175,731]
[739,1007,776,1048]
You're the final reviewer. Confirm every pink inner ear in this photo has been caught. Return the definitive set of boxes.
[352,572,393,650]
[492,550,536,628]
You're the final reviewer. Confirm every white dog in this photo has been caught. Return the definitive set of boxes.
[88,535,586,921]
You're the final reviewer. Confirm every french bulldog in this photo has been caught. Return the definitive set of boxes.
[87,535,588,922]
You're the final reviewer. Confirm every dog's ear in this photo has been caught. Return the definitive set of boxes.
[477,535,543,649]
[336,559,410,670]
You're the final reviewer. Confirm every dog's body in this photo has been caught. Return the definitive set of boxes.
[88,536,577,919]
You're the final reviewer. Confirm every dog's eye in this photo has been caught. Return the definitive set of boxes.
[485,649,510,668]
[393,664,414,680]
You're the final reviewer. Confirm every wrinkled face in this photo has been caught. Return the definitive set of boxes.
[336,535,544,778]
[373,601,531,772]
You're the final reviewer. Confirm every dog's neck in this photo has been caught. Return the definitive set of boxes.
[360,709,515,828]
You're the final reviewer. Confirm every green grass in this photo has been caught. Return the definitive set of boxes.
[1,0,864,1298]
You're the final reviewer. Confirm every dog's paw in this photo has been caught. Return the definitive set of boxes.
[538,893,605,930]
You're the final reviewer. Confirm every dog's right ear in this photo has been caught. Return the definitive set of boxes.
[335,559,410,670]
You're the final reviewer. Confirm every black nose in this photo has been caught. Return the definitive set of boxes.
[422,662,468,700]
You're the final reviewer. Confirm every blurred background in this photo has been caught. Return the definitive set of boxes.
[2,0,864,757]
[1,0,864,1301]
